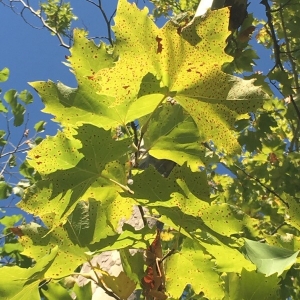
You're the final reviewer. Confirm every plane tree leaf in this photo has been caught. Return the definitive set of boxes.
[239,269,280,299]
[40,282,73,300]
[131,164,245,237]
[18,215,150,279]
[100,271,136,300]
[31,0,268,153]
[95,0,268,154]
[3,89,25,126]
[0,246,58,300]
[222,269,280,300]
[30,30,164,130]
[195,233,255,273]
[244,238,300,276]
[143,103,207,170]
[20,124,133,230]
[165,238,224,299]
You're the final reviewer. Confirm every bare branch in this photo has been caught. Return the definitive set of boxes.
[86,0,115,46]
[3,0,70,48]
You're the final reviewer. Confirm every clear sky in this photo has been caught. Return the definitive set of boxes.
[0,0,271,217]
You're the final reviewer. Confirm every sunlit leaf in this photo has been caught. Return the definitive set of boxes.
[0,246,58,300]
[244,238,299,276]
[0,67,9,82]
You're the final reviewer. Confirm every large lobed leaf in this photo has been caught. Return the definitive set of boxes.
[0,246,58,300]
[31,0,268,158]
[20,124,134,231]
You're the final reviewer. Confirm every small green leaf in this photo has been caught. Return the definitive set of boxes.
[41,282,73,300]
[244,238,299,276]
[19,90,33,104]
[120,248,144,288]
[0,100,8,112]
[34,121,46,132]
[19,160,35,179]
[3,89,25,126]
[0,67,9,82]
[0,130,7,146]
[73,282,93,300]
[100,271,136,300]
[0,181,12,199]
[0,214,23,228]
[3,243,23,254]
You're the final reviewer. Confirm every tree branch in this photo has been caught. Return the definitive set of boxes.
[234,164,289,208]
[85,0,115,46]
[278,3,299,91]
[5,0,70,48]
[261,0,284,71]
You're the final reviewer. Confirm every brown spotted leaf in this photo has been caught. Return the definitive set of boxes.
[95,0,268,154]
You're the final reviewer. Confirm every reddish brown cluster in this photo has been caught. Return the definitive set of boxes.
[142,230,167,300]
[10,227,24,237]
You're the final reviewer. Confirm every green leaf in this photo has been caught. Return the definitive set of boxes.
[18,90,33,104]
[73,282,93,300]
[2,242,23,254]
[240,269,280,299]
[21,125,134,231]
[143,103,207,171]
[100,271,136,300]
[0,214,23,228]
[0,181,12,199]
[165,238,224,299]
[132,165,244,237]
[0,246,58,300]
[222,268,280,300]
[0,129,7,146]
[244,238,299,276]
[41,282,73,300]
[0,100,8,112]
[120,248,144,288]
[19,222,88,278]
[3,89,25,126]
[196,235,255,273]
[32,2,267,154]
[95,0,268,154]
[0,67,9,82]
[34,120,46,132]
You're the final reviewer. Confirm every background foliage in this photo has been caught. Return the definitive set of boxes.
[1,0,300,299]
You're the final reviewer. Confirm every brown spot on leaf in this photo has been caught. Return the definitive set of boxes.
[156,36,163,54]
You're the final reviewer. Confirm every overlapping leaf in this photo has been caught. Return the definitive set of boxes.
[0,246,58,300]
[31,0,267,154]
[20,124,134,231]
[165,238,224,299]
[143,103,207,170]
[94,0,268,154]
[19,215,153,279]
[131,164,246,237]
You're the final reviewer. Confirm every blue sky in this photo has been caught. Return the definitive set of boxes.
[0,0,271,217]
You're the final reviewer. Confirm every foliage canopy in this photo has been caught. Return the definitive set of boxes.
[1,0,300,299]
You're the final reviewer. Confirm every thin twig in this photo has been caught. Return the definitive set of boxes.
[86,0,115,46]
[261,0,284,71]
[290,95,300,123]
[278,4,299,91]
[234,164,289,208]
[6,0,70,48]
